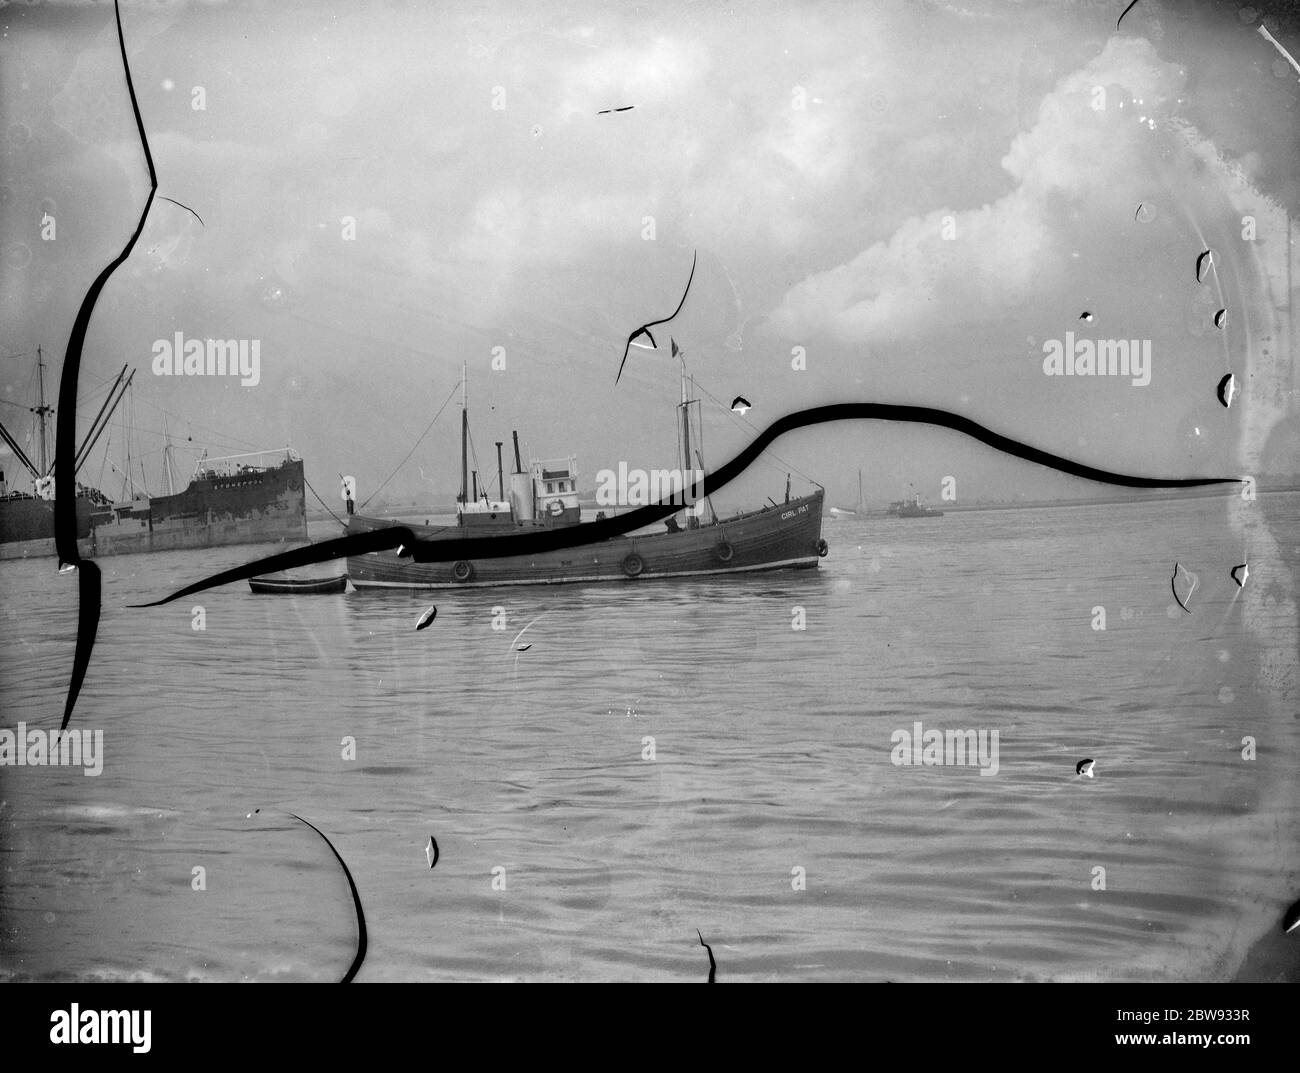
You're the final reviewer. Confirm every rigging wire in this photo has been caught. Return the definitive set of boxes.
[303,473,346,526]
[691,379,820,487]
[357,378,461,511]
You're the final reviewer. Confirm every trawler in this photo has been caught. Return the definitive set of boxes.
[345,361,827,588]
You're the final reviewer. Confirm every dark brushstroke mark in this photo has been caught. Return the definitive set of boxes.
[615,250,697,384]
[1171,562,1197,613]
[697,929,716,982]
[61,563,102,732]
[416,605,437,630]
[145,404,1243,606]
[1284,898,1300,934]
[1217,373,1236,408]
[627,326,657,353]
[516,642,532,652]
[730,396,752,414]
[597,105,636,114]
[1116,0,1141,30]
[1231,563,1249,588]
[54,0,156,730]
[1196,249,1213,282]
[1214,308,1226,329]
[283,811,367,983]
[133,526,415,607]
[1076,758,1095,778]
[426,834,439,869]
[158,196,204,227]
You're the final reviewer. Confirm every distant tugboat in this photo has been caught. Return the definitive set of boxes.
[346,362,827,589]
[887,492,944,518]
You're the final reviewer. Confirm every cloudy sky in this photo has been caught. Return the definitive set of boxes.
[1,0,1297,511]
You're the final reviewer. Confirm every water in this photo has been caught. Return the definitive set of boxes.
[2,494,1297,981]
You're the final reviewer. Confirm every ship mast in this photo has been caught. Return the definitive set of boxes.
[674,342,712,525]
[162,417,176,497]
[33,345,52,476]
[459,362,468,506]
[679,360,690,488]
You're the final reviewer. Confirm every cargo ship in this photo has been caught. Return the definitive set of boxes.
[0,349,307,559]
[346,357,826,589]
[87,448,308,556]
[0,347,116,560]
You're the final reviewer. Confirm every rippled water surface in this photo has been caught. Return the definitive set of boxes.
[2,494,1297,981]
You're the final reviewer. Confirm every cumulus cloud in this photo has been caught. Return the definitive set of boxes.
[557,35,710,116]
[768,38,1188,341]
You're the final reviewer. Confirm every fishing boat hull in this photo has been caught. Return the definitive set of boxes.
[346,490,826,589]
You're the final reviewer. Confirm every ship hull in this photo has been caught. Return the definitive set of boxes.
[87,458,308,557]
[347,490,825,589]
[0,495,98,560]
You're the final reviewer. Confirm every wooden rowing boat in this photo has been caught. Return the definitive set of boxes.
[249,574,347,594]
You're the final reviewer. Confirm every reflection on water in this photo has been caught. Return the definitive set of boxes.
[1,495,1296,981]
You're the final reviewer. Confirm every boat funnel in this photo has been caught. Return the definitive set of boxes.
[510,471,534,521]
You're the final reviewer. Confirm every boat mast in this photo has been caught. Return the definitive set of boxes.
[122,381,137,500]
[162,417,176,497]
[33,345,52,476]
[459,362,468,506]
[679,351,694,526]
[678,347,691,496]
